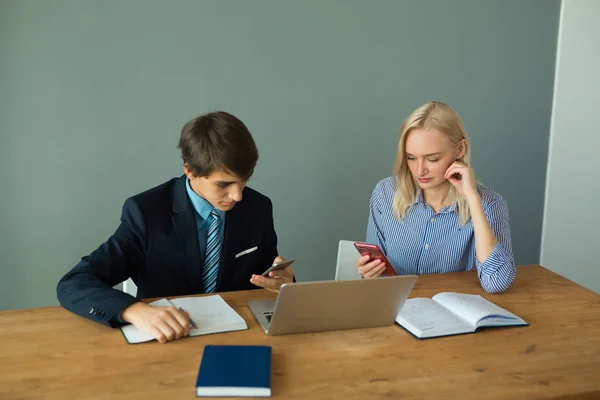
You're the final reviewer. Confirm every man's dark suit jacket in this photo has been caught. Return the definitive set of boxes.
[56,175,278,327]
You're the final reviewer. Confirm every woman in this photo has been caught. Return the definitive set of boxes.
[356,101,515,293]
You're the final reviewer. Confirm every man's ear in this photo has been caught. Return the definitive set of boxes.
[183,164,195,179]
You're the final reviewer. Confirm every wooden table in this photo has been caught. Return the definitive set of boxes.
[1,265,599,400]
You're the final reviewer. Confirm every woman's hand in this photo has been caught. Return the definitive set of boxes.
[355,255,386,278]
[444,161,478,199]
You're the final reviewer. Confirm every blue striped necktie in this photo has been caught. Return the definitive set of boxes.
[202,209,221,293]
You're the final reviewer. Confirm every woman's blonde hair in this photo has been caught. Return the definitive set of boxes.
[392,101,472,225]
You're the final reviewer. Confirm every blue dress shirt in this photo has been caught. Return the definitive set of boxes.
[366,177,515,293]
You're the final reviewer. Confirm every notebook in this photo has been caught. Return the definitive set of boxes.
[120,295,247,344]
[396,292,528,339]
[196,345,272,397]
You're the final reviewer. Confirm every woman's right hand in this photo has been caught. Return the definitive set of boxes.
[356,255,387,278]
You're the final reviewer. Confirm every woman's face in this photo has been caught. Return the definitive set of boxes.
[404,128,464,190]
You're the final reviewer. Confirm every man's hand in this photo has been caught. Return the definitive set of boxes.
[250,256,295,293]
[121,302,191,344]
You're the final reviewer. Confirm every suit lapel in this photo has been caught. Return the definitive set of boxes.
[171,176,203,294]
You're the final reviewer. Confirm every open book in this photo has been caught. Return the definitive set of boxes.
[120,295,248,344]
[396,292,527,339]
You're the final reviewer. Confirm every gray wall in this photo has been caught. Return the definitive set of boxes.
[541,0,600,293]
[0,0,560,310]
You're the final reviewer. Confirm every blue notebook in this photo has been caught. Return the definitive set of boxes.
[196,345,272,397]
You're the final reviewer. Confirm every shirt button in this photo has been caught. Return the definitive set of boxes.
[430,218,435,223]
[424,244,429,250]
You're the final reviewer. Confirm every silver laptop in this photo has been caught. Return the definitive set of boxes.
[248,275,417,335]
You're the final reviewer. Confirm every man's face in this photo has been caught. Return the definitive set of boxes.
[185,166,247,211]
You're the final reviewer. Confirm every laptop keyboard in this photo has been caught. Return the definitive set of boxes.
[262,311,273,322]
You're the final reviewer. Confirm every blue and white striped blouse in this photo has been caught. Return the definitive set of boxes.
[366,177,516,293]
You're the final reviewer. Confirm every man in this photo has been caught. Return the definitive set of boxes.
[57,111,293,343]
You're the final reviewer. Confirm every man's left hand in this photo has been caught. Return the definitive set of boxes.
[250,256,295,293]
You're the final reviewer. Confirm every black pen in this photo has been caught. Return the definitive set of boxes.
[167,299,198,329]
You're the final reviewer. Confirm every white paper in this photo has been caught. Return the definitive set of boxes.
[121,295,247,344]
[432,293,524,327]
[396,298,473,338]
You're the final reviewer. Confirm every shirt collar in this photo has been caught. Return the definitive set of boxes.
[414,190,425,206]
[413,189,457,213]
[185,178,225,220]
[441,202,457,213]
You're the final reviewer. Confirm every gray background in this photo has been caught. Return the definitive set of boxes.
[0,0,560,309]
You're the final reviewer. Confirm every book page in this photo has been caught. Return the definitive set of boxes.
[396,298,474,338]
[432,293,526,328]
[120,295,247,344]
[172,295,248,336]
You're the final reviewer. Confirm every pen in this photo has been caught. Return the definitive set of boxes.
[166,299,198,329]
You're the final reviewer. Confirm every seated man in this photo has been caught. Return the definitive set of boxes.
[57,111,293,343]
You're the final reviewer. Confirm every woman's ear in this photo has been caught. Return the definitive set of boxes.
[457,139,467,161]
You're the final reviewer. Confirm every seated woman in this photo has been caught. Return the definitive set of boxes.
[356,101,515,293]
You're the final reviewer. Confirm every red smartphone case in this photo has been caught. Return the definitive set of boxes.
[353,242,397,276]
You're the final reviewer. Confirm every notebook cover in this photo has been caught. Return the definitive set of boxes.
[196,345,272,395]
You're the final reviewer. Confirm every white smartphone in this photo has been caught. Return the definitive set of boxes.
[261,259,296,277]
